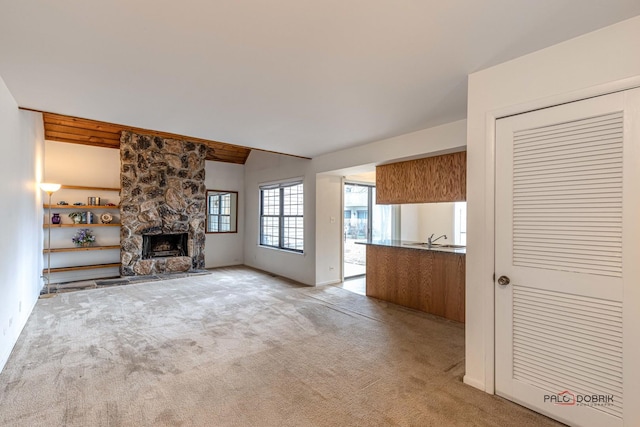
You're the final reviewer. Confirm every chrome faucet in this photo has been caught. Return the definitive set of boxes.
[427,233,447,246]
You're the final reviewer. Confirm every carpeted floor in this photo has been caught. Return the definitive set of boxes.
[0,266,562,426]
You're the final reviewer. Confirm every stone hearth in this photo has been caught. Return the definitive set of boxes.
[119,132,206,276]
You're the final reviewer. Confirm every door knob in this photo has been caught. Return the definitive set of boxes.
[497,275,511,286]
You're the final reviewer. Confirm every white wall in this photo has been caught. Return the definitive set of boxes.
[243,119,466,286]
[0,76,44,372]
[244,150,316,285]
[313,119,467,174]
[204,161,244,268]
[465,14,640,409]
[45,141,120,188]
[315,174,342,285]
[44,141,120,283]
[401,203,455,243]
[418,203,455,243]
[400,205,420,241]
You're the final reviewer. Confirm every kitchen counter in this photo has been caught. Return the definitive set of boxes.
[358,240,465,322]
[355,239,466,254]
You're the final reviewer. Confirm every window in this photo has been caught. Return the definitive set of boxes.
[206,190,238,233]
[260,181,303,252]
[454,202,467,245]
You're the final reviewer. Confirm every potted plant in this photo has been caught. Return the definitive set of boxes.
[72,228,96,247]
[68,212,83,224]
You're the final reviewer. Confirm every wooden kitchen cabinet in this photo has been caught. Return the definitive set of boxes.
[365,245,465,322]
[376,151,466,204]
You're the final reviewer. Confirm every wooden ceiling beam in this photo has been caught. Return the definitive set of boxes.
[45,124,122,140]
[43,113,124,134]
[45,132,120,148]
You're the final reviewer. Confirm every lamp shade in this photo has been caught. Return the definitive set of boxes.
[40,183,61,193]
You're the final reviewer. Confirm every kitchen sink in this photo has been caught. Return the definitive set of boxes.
[403,242,466,249]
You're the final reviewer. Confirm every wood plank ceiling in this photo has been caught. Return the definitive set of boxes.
[42,112,255,164]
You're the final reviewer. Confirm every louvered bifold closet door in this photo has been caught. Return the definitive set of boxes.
[511,112,624,420]
[512,286,623,419]
[512,112,623,278]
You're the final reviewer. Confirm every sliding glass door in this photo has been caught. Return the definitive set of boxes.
[343,183,394,279]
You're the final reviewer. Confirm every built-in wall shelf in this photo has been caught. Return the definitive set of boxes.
[42,184,122,285]
[44,245,120,253]
[43,263,121,274]
[61,185,120,192]
[44,204,119,209]
[44,223,121,228]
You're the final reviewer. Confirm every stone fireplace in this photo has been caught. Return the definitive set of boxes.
[119,132,206,276]
[142,233,188,259]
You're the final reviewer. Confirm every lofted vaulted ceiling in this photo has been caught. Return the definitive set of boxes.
[40,112,255,164]
[1,1,639,158]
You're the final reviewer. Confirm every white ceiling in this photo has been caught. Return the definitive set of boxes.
[1,1,639,158]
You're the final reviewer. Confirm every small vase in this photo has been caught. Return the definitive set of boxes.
[73,217,81,224]
[51,213,61,225]
[77,242,92,248]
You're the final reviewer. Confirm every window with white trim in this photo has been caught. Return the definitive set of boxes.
[260,181,304,252]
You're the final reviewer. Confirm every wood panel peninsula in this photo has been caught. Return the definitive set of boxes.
[358,240,465,323]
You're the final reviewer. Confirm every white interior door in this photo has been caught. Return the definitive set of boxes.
[495,88,640,427]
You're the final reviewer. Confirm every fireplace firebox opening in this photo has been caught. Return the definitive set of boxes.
[142,233,188,259]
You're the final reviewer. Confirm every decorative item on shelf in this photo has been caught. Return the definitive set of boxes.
[57,201,68,205]
[72,228,96,247]
[100,212,113,224]
[88,197,101,206]
[51,213,61,225]
[105,203,116,206]
[68,212,83,224]
[85,212,94,224]
[73,202,85,206]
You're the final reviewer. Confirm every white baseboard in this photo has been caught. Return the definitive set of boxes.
[315,279,342,286]
[0,294,38,374]
[463,375,488,392]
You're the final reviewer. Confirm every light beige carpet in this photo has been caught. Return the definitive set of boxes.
[0,266,562,426]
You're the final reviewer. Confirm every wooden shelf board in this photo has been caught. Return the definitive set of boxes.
[44,223,121,228]
[44,205,119,209]
[60,185,120,192]
[44,245,120,253]
[44,263,121,273]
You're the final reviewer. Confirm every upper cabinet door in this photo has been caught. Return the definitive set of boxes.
[376,151,466,204]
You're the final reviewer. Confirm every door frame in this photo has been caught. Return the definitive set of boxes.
[342,181,375,279]
[475,75,640,396]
